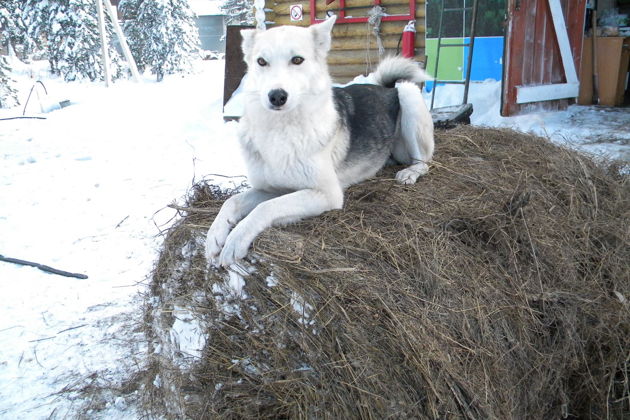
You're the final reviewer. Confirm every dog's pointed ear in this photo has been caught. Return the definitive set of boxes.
[310,15,336,54]
[241,29,257,62]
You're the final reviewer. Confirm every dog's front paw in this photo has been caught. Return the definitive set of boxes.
[395,163,429,185]
[205,219,233,264]
[218,225,253,267]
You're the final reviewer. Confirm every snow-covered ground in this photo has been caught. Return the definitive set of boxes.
[1,58,628,419]
[0,59,245,419]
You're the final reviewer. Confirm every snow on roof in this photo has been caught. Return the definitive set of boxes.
[189,0,223,16]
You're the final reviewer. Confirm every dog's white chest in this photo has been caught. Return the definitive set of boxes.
[240,129,325,192]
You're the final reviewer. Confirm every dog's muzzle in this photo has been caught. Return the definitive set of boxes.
[268,89,288,109]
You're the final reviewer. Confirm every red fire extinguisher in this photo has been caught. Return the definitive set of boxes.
[401,20,415,58]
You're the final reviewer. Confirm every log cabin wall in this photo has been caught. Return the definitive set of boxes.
[268,0,426,83]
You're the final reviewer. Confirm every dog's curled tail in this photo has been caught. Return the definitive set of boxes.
[373,56,432,88]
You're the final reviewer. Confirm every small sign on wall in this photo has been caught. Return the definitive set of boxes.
[290,4,303,22]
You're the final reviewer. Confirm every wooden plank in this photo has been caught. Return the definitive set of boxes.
[328,48,425,65]
[273,1,313,14]
[272,15,426,32]
[270,16,308,26]
[330,34,426,50]
[330,21,426,38]
[329,56,426,73]
[328,48,396,64]
[322,5,425,17]
[312,0,425,9]
[309,0,423,22]
[331,21,424,37]
[516,82,579,103]
[541,0,556,85]
[274,5,425,19]
[330,64,376,82]
[577,34,594,105]
[521,0,536,86]
[329,55,426,82]
[317,0,408,7]
[550,1,564,84]
[548,0,577,83]
[532,0,546,84]
[565,0,586,78]
[274,0,426,13]
[502,0,524,116]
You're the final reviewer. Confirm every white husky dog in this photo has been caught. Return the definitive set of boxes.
[206,16,434,267]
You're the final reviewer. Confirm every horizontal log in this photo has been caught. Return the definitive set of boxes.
[272,0,426,15]
[329,57,427,74]
[329,56,427,83]
[328,49,385,64]
[315,0,426,9]
[335,20,424,35]
[273,13,424,24]
[327,47,425,64]
[272,1,313,14]
[329,63,374,77]
[270,16,310,25]
[268,18,426,33]
[331,33,426,50]
[272,0,425,20]
[318,6,424,18]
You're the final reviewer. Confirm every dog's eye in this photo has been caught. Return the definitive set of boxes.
[291,56,304,65]
[257,57,268,67]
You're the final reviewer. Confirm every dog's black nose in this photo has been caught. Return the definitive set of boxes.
[268,89,288,108]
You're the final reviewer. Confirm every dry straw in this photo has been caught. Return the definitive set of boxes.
[144,126,629,419]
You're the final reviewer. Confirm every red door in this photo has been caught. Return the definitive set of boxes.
[502,0,587,116]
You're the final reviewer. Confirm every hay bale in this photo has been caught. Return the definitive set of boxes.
[143,126,629,419]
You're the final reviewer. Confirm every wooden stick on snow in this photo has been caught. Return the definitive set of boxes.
[0,254,88,279]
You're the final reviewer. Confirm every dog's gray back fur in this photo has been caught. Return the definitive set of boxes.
[334,84,400,168]
[332,57,431,187]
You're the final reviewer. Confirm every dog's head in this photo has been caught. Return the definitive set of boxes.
[240,16,336,112]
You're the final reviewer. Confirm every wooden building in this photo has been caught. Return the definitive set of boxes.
[226,0,628,117]
[266,0,427,82]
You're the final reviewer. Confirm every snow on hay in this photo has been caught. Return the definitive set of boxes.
[143,126,629,419]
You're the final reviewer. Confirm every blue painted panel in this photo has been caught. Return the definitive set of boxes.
[463,36,504,81]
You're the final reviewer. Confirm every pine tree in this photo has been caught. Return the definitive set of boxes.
[21,0,125,82]
[20,0,51,55]
[221,0,254,26]
[1,1,24,108]
[0,0,29,55]
[0,56,19,109]
[120,0,200,82]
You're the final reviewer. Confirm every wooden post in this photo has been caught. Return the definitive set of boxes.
[102,0,141,82]
[95,0,111,86]
[591,10,599,104]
